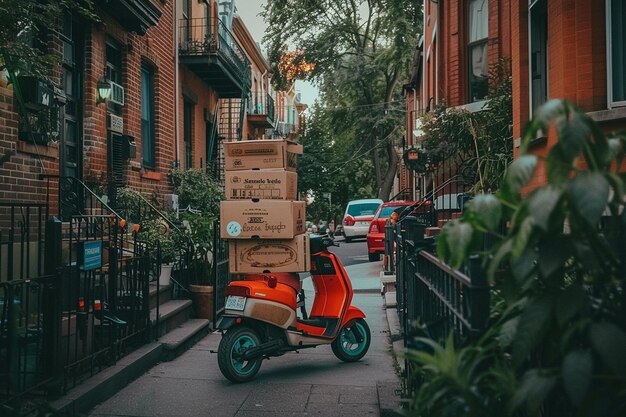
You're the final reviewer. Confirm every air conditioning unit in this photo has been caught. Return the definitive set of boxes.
[109,81,125,106]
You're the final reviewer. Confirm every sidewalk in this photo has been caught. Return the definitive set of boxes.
[53,262,405,417]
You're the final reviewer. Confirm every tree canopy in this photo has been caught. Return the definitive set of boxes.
[262,0,422,202]
[0,0,96,79]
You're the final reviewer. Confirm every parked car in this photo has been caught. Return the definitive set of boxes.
[366,200,416,261]
[342,198,383,243]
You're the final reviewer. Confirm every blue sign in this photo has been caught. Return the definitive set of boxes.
[81,241,103,271]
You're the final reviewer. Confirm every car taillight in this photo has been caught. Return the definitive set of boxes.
[344,215,355,226]
[369,222,379,233]
[225,286,250,297]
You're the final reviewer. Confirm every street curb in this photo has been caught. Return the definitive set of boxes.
[381,290,407,417]
[51,342,163,416]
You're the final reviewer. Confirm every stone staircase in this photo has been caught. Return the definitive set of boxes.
[148,280,212,359]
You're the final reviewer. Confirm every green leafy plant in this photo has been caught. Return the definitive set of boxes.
[115,187,182,265]
[429,99,626,416]
[419,58,513,193]
[170,168,223,285]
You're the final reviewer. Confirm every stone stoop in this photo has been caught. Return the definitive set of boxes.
[51,281,211,416]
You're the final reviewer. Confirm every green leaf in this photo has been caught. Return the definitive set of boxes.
[537,236,571,278]
[589,322,626,376]
[562,350,593,406]
[504,155,538,194]
[511,217,534,260]
[527,186,563,231]
[498,317,519,348]
[511,247,537,283]
[546,145,574,184]
[567,172,610,227]
[443,221,474,269]
[555,285,588,326]
[487,239,512,283]
[467,194,502,230]
[557,110,589,162]
[513,296,553,365]
[513,369,557,414]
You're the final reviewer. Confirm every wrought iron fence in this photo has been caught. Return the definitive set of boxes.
[213,220,231,319]
[178,17,251,86]
[0,179,153,411]
[393,215,490,397]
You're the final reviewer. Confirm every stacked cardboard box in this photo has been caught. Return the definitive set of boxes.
[220,139,311,274]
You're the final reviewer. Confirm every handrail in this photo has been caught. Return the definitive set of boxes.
[41,174,124,221]
[397,175,468,222]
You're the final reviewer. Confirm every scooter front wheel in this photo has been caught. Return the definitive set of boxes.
[331,319,371,362]
[218,326,263,383]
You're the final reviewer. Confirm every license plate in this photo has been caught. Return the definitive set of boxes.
[225,296,246,311]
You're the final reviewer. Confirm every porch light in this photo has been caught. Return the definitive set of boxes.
[96,74,111,105]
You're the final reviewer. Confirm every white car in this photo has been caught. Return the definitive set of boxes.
[342,198,383,242]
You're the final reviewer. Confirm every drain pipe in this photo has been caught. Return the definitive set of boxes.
[174,0,180,167]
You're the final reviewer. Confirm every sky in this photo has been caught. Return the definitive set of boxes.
[235,0,320,105]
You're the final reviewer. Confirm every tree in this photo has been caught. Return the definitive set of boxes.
[418,100,626,416]
[262,0,422,200]
[0,0,96,79]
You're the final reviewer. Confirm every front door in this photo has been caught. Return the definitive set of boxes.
[60,13,84,217]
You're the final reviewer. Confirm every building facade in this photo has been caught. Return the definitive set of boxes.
[404,0,626,197]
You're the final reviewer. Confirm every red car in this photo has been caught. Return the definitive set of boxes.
[366,200,416,262]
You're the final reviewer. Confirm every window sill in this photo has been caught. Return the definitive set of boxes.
[141,170,161,181]
[454,99,489,113]
[17,140,58,159]
[588,107,626,123]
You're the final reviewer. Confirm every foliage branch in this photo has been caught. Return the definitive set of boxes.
[408,99,626,416]
[418,58,513,192]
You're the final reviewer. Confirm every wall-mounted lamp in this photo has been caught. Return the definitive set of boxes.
[96,72,111,105]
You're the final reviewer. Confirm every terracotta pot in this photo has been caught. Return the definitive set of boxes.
[189,284,214,321]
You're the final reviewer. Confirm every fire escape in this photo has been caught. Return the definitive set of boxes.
[178,16,252,180]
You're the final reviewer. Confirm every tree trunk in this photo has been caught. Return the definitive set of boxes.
[378,141,398,200]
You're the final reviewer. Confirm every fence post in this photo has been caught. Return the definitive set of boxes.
[383,219,394,275]
[467,255,489,337]
[43,217,62,387]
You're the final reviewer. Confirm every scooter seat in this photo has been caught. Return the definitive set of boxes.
[297,317,338,329]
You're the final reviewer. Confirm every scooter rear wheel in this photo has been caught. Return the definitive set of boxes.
[218,326,263,383]
[331,319,371,362]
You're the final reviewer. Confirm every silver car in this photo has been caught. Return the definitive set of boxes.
[341,198,383,243]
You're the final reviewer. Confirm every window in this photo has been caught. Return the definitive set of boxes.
[106,42,123,115]
[141,63,155,168]
[184,101,193,169]
[608,0,626,107]
[530,0,548,113]
[468,0,488,102]
[182,0,190,45]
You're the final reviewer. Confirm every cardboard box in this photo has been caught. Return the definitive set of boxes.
[224,170,297,200]
[220,200,306,239]
[228,234,311,273]
[224,139,303,171]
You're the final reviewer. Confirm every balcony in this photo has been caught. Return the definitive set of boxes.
[179,18,251,98]
[247,93,275,128]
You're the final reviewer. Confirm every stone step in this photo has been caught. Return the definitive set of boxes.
[150,299,193,337]
[159,318,211,361]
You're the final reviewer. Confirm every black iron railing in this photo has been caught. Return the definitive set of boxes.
[212,220,231,320]
[249,92,275,124]
[178,17,251,88]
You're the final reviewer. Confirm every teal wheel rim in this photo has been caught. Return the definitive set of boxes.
[339,322,368,357]
[230,334,258,375]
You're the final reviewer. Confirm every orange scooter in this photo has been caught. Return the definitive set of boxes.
[216,234,371,383]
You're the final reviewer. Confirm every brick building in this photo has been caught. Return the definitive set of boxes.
[404,0,626,196]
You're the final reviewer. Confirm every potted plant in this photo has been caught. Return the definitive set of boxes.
[170,168,223,320]
[115,187,181,286]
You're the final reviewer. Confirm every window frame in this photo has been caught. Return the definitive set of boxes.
[528,0,548,116]
[606,0,626,108]
[467,0,489,103]
[141,62,155,169]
